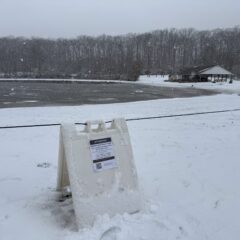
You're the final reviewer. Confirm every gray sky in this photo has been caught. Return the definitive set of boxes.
[0,0,239,38]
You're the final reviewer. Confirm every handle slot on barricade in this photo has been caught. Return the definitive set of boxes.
[85,120,106,133]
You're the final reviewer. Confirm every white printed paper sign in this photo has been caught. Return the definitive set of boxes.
[90,137,117,172]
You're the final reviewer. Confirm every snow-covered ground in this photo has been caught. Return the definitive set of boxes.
[138,75,240,94]
[1,94,240,240]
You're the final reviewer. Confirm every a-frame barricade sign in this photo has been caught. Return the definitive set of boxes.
[57,118,141,228]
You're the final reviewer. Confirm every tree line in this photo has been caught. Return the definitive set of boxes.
[0,27,239,80]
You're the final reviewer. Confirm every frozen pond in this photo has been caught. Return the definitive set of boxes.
[0,81,217,108]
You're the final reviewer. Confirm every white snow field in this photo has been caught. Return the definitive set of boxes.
[138,75,240,94]
[0,94,240,240]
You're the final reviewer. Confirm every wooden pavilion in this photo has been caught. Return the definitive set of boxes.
[171,65,234,82]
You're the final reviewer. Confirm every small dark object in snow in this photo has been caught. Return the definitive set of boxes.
[58,193,72,202]
[37,162,51,168]
[57,186,72,202]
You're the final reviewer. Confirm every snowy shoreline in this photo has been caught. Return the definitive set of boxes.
[0,78,128,84]
[138,75,240,94]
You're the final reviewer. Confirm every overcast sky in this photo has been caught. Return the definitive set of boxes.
[0,0,239,38]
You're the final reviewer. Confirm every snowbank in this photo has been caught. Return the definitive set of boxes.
[0,94,240,239]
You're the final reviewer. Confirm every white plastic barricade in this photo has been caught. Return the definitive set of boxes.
[57,118,141,228]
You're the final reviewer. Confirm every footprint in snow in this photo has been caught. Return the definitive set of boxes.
[100,226,121,240]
